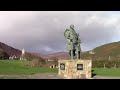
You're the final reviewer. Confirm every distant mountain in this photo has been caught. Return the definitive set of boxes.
[31,52,70,60]
[46,52,70,60]
[30,52,48,59]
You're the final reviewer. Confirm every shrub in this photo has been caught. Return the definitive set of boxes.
[28,58,46,67]
[0,49,9,60]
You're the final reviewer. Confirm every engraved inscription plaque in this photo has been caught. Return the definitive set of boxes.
[60,63,65,70]
[77,64,83,70]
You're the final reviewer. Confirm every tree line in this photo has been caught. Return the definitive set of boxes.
[92,59,120,68]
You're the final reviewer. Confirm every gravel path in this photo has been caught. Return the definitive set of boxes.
[0,73,65,79]
[93,75,120,79]
[29,73,65,79]
[0,74,120,79]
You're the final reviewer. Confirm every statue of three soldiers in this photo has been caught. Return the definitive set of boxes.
[64,24,81,60]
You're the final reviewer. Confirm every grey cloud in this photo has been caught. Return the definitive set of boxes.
[0,11,120,54]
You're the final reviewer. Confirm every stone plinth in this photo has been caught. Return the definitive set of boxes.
[58,60,92,79]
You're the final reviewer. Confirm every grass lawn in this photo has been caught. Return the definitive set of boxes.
[1,60,120,77]
[0,60,58,75]
[93,68,120,77]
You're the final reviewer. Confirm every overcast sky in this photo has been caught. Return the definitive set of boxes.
[0,11,120,54]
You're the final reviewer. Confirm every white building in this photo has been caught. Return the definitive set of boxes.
[9,55,17,60]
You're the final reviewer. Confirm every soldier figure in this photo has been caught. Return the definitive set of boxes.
[64,24,81,60]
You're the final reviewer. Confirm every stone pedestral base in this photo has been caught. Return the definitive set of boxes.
[58,60,92,79]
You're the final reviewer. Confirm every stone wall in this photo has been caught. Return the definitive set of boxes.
[58,60,92,79]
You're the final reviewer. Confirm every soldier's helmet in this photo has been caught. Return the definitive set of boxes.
[70,24,74,29]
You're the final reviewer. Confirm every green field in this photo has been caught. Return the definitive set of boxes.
[93,68,120,77]
[0,60,57,75]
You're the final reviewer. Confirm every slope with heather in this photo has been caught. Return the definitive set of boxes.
[81,41,120,60]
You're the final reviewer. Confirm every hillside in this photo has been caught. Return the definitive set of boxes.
[81,41,120,60]
[0,42,44,60]
[0,42,21,57]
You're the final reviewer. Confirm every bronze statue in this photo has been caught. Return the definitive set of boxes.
[64,24,81,60]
